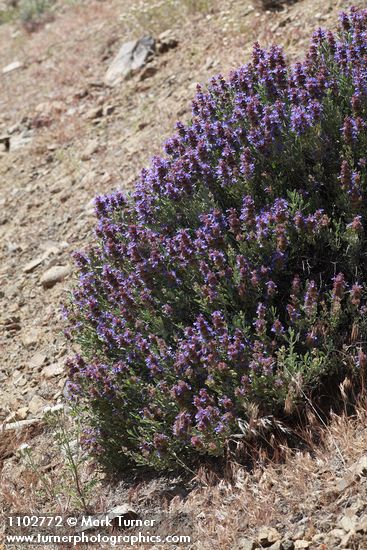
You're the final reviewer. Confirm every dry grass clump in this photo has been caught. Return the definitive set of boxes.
[169,397,367,548]
[0,410,104,521]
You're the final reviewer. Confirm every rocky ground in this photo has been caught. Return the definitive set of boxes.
[1,0,367,548]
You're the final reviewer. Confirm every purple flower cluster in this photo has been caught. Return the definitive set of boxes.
[67,9,367,471]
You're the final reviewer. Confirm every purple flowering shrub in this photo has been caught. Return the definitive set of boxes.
[67,9,367,471]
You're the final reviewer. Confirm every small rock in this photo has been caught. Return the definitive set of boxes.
[329,528,347,540]
[158,29,174,41]
[1,393,22,415]
[81,141,99,161]
[10,130,32,150]
[34,100,65,118]
[205,57,215,70]
[339,515,357,533]
[13,374,27,387]
[258,527,281,546]
[104,36,155,86]
[42,243,62,257]
[268,542,282,550]
[23,257,44,273]
[28,394,47,415]
[282,542,294,550]
[15,407,29,421]
[0,134,10,151]
[29,352,47,369]
[85,106,103,120]
[235,538,257,550]
[4,317,21,331]
[292,528,305,540]
[60,190,71,203]
[2,60,23,74]
[3,418,40,432]
[157,30,178,54]
[294,542,310,550]
[47,143,59,151]
[139,64,158,80]
[22,329,39,348]
[42,363,64,379]
[40,265,71,288]
[7,122,21,134]
[349,498,365,515]
[5,411,18,424]
[356,515,367,533]
[103,104,115,116]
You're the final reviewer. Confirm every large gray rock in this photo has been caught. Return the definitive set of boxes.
[104,36,155,86]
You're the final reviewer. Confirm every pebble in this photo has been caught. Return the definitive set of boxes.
[10,130,32,151]
[29,352,47,369]
[2,60,23,74]
[139,64,158,80]
[156,30,178,54]
[339,515,357,533]
[40,265,71,288]
[328,528,346,540]
[357,514,367,532]
[41,362,64,379]
[15,406,29,421]
[13,374,27,387]
[21,329,39,349]
[103,104,115,117]
[294,541,310,549]
[258,527,281,545]
[85,106,103,120]
[23,256,44,273]
[3,418,40,432]
[28,394,47,415]
[80,140,99,161]
[0,134,10,151]
[1,393,22,415]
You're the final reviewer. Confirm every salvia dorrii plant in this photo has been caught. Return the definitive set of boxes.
[66,8,367,472]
